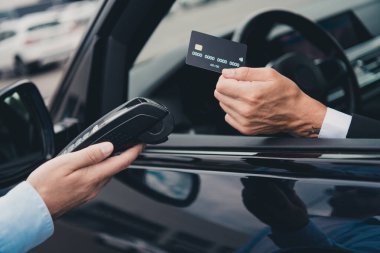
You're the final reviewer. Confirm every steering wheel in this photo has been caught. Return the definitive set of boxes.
[232,10,360,114]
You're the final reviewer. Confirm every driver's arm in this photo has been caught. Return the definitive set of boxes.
[214,67,380,139]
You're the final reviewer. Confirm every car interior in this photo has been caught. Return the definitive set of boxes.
[130,0,380,137]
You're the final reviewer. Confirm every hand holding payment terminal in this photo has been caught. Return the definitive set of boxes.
[59,97,174,155]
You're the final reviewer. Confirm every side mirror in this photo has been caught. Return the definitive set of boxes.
[117,169,200,207]
[0,80,54,188]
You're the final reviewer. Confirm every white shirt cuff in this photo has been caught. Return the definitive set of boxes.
[318,108,352,139]
[0,181,54,253]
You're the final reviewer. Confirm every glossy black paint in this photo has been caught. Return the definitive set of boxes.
[34,168,380,253]
[117,169,200,207]
[137,135,380,180]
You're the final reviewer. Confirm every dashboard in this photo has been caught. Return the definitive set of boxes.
[268,9,380,118]
[130,0,380,134]
[269,11,372,59]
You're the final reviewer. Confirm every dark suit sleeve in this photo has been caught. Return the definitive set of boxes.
[347,114,380,138]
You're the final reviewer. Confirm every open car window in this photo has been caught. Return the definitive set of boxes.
[131,0,380,141]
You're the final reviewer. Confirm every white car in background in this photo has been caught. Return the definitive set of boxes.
[178,0,213,8]
[0,11,78,76]
[58,1,99,42]
[59,1,99,26]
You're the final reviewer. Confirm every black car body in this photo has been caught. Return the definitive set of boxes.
[22,0,380,252]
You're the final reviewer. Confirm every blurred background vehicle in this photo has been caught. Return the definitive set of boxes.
[0,0,99,83]
[178,0,213,8]
[59,1,98,32]
[0,11,76,76]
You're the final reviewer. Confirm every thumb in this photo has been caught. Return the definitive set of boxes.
[89,144,144,179]
[65,142,114,170]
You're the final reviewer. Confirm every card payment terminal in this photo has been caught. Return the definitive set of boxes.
[59,97,174,155]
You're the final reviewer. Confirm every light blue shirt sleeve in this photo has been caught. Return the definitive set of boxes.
[0,181,54,253]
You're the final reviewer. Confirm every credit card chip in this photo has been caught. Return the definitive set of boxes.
[195,44,203,51]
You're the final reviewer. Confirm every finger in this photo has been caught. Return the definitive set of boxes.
[45,142,114,172]
[71,142,114,169]
[222,67,278,82]
[215,76,250,99]
[214,90,246,112]
[219,102,247,125]
[89,144,144,179]
[225,114,252,135]
[97,177,112,189]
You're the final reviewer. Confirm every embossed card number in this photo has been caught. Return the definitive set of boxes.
[186,31,247,73]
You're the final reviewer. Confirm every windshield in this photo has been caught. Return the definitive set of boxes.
[27,21,60,32]
[137,0,316,64]
[0,31,16,42]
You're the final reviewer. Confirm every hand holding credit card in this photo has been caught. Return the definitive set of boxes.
[186,31,247,73]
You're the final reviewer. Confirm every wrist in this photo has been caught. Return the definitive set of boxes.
[288,93,327,138]
[27,179,55,218]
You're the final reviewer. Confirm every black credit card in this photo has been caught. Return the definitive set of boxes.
[186,31,247,73]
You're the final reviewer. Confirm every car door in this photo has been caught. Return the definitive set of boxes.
[129,135,380,252]
[33,135,380,252]
[33,0,380,252]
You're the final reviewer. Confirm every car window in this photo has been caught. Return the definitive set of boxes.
[0,0,102,106]
[132,0,319,137]
[137,0,315,64]
[27,21,60,32]
[0,31,15,42]
[132,0,380,139]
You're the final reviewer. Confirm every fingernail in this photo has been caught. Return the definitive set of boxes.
[100,142,114,156]
[138,144,146,152]
[222,68,235,78]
